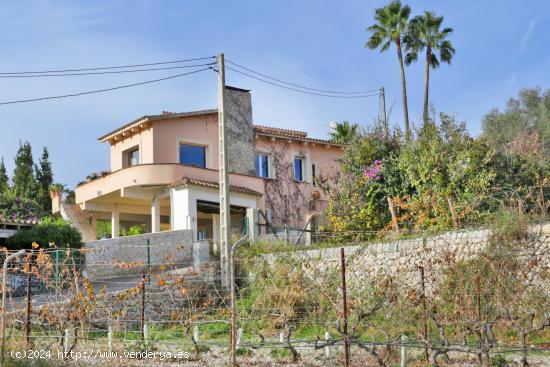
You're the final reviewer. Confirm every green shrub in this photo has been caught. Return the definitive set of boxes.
[125,224,146,236]
[491,354,508,367]
[7,217,82,249]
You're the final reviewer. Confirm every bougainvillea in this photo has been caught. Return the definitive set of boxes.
[0,193,43,222]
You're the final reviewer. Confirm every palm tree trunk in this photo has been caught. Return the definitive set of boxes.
[423,46,431,126]
[396,40,411,141]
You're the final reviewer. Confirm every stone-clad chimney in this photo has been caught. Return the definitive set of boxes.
[225,86,255,176]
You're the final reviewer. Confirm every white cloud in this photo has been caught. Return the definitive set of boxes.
[519,19,536,51]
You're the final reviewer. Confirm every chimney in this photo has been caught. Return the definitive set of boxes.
[224,86,255,176]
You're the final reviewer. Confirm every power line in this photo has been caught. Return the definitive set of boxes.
[225,66,380,99]
[226,59,380,95]
[0,62,216,78]
[0,56,215,75]
[0,67,212,106]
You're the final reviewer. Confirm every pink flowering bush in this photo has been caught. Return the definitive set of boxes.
[0,193,43,222]
[363,160,382,181]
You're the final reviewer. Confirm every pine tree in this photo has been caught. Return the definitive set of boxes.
[36,147,54,211]
[0,157,8,194]
[12,141,36,198]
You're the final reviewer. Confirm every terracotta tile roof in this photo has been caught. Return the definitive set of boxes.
[171,177,263,197]
[253,125,347,147]
[253,125,307,139]
[0,218,39,225]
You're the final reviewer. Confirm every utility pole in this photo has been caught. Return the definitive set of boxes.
[217,53,231,289]
[380,87,388,139]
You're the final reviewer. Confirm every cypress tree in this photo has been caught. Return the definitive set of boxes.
[36,147,54,211]
[0,157,8,194]
[12,141,36,198]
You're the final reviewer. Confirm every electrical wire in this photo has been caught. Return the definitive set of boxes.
[226,59,380,95]
[0,56,216,75]
[0,67,213,106]
[226,66,380,99]
[0,63,216,78]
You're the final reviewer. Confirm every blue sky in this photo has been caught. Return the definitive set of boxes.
[0,0,548,187]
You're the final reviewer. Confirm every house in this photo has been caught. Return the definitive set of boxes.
[51,87,346,243]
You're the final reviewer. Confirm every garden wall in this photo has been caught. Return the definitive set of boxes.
[262,224,550,293]
[83,230,200,280]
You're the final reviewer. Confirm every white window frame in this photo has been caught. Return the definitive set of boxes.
[293,156,305,182]
[123,145,140,168]
[255,152,272,178]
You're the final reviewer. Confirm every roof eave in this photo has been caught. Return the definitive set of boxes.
[98,109,218,143]
[254,132,348,147]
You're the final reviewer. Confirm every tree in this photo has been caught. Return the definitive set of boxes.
[0,157,8,194]
[482,87,550,155]
[406,11,455,125]
[36,147,54,211]
[328,121,359,144]
[482,87,550,216]
[12,141,36,198]
[322,128,406,238]
[398,114,495,230]
[367,0,412,140]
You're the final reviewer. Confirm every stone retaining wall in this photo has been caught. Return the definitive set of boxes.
[263,224,550,293]
[91,269,218,326]
[84,230,196,280]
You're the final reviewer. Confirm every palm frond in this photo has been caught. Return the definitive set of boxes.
[380,40,392,52]
[430,53,440,69]
[405,51,418,65]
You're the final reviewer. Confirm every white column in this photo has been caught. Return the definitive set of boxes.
[151,196,160,233]
[171,187,197,239]
[246,208,259,243]
[111,205,119,238]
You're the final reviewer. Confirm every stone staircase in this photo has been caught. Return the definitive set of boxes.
[60,202,97,242]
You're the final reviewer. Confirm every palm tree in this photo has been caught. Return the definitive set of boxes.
[329,121,359,144]
[366,0,412,141]
[406,11,455,125]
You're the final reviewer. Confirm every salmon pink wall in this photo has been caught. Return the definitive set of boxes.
[254,136,343,182]
[152,113,219,167]
[109,127,154,171]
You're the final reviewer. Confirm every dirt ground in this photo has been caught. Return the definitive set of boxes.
[33,347,550,366]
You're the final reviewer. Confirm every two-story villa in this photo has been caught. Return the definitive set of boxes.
[51,87,346,243]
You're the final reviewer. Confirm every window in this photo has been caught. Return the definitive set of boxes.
[179,144,206,168]
[311,163,316,185]
[255,153,270,178]
[294,157,304,181]
[123,146,139,168]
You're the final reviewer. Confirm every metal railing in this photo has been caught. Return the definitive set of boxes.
[60,201,83,235]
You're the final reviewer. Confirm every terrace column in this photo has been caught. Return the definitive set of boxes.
[111,205,120,238]
[171,187,197,240]
[245,208,259,243]
[151,196,160,233]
